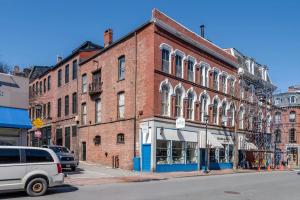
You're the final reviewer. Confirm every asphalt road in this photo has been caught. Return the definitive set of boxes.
[1,171,299,200]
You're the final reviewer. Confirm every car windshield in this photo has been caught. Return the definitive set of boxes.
[50,147,69,153]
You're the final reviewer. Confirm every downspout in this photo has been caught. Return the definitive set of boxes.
[134,31,138,157]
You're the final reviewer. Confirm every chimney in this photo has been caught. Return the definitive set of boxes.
[13,65,20,74]
[104,29,113,47]
[57,56,62,63]
[200,25,205,38]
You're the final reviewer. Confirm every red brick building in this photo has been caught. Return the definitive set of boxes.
[29,9,275,172]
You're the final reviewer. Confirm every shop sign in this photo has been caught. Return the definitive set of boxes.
[32,118,44,129]
[34,130,42,139]
[176,117,185,129]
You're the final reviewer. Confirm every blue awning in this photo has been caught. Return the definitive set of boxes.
[0,106,32,129]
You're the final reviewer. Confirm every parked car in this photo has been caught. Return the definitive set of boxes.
[0,146,64,196]
[43,145,78,171]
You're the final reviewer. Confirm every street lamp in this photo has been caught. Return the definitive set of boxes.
[204,113,209,173]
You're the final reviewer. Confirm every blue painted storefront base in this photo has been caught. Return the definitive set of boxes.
[133,157,141,171]
[204,162,233,170]
[156,163,198,172]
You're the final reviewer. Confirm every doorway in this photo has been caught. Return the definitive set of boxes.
[82,141,86,161]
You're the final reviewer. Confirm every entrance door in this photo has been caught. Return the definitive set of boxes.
[142,144,151,172]
[82,142,86,161]
[287,147,298,168]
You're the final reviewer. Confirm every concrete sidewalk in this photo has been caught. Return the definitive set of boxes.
[64,162,292,186]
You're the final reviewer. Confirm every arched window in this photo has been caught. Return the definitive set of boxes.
[212,98,219,124]
[175,88,183,117]
[238,107,244,129]
[229,79,235,96]
[187,92,194,120]
[213,70,219,91]
[117,133,125,144]
[221,101,227,125]
[228,103,235,127]
[200,94,209,122]
[266,115,271,133]
[221,74,227,93]
[201,63,209,87]
[257,111,263,131]
[289,129,296,143]
[275,129,281,143]
[175,54,183,78]
[275,112,281,124]
[162,48,170,73]
[289,111,296,122]
[187,59,194,82]
[248,112,253,130]
[161,85,169,116]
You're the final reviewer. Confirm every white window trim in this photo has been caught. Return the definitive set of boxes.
[199,61,210,88]
[159,79,174,116]
[173,49,186,79]
[199,90,211,122]
[159,43,173,74]
[173,82,186,117]
[186,55,196,82]
[186,87,197,120]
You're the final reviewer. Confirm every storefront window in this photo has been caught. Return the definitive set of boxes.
[219,147,226,163]
[210,149,216,163]
[186,142,197,163]
[229,145,233,162]
[156,140,170,164]
[172,141,184,164]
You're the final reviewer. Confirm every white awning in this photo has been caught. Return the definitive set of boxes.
[199,131,223,148]
[239,134,258,150]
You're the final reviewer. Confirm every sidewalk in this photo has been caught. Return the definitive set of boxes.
[64,162,292,186]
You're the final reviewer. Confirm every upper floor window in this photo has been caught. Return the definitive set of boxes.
[57,98,61,118]
[289,111,296,122]
[289,128,296,143]
[161,85,169,116]
[72,60,77,80]
[162,48,170,73]
[221,75,227,93]
[212,98,219,124]
[81,103,87,125]
[187,92,194,120]
[117,92,125,119]
[65,64,69,84]
[117,133,125,144]
[72,92,77,114]
[175,88,183,117]
[187,60,194,82]
[57,69,62,87]
[201,64,209,87]
[118,56,125,80]
[238,107,244,129]
[95,99,101,123]
[82,74,87,93]
[213,71,219,91]
[200,94,209,122]
[290,96,296,104]
[275,112,281,124]
[228,104,235,127]
[35,82,38,95]
[65,95,69,116]
[39,81,42,95]
[47,76,51,91]
[275,129,281,143]
[43,79,46,93]
[47,102,51,118]
[229,79,234,96]
[221,102,227,125]
[175,55,182,78]
[275,98,280,105]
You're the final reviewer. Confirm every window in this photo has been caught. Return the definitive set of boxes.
[212,99,219,124]
[187,92,194,120]
[72,92,77,114]
[228,104,235,127]
[221,75,226,93]
[200,94,208,122]
[186,142,197,163]
[238,107,244,129]
[57,69,62,87]
[118,56,125,80]
[229,79,234,96]
[275,98,280,105]
[65,127,71,149]
[289,111,296,122]
[187,60,194,82]
[65,95,69,116]
[156,140,170,164]
[65,64,69,83]
[35,82,38,95]
[57,98,61,117]
[72,126,77,137]
[213,71,218,90]
[162,49,170,73]
[81,103,87,125]
[275,129,281,143]
[72,60,77,80]
[39,81,42,95]
[175,88,182,117]
[175,55,182,78]
[290,96,296,104]
[25,149,53,163]
[161,85,169,116]
[47,102,51,118]
[172,141,184,164]
[275,112,281,124]
[94,135,101,145]
[221,102,227,125]
[43,79,46,93]
[47,76,51,91]
[82,74,87,93]
[201,64,209,87]
[289,128,296,143]
[219,146,226,162]
[95,99,101,123]
[56,129,62,145]
[117,92,125,119]
[209,148,216,163]
[43,104,46,118]
[0,149,20,164]
[117,133,125,144]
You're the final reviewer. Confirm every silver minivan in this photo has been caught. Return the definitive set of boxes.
[0,146,64,196]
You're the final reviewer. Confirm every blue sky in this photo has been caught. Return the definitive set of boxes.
[0,0,299,91]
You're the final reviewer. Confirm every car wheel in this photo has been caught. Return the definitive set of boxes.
[71,166,76,171]
[26,177,48,197]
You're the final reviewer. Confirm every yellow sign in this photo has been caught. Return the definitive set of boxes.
[32,118,44,129]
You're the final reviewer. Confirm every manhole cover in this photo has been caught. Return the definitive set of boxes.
[224,191,241,195]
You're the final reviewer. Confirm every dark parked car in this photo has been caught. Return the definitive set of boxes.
[43,145,78,171]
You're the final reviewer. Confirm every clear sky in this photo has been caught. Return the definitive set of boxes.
[0,0,299,91]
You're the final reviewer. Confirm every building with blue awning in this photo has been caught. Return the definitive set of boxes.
[0,72,31,146]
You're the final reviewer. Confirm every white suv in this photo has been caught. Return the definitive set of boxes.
[0,146,64,196]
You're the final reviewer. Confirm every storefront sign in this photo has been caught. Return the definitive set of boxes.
[176,117,185,129]
[32,118,44,129]
[34,130,42,139]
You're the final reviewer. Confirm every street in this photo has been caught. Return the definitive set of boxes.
[1,171,299,200]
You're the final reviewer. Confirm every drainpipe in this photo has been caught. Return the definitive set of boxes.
[134,31,138,158]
